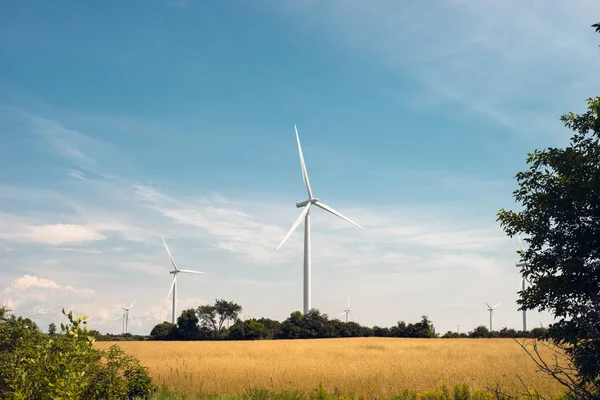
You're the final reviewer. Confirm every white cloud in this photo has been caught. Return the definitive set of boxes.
[0,219,106,245]
[1,275,95,317]
[26,224,105,245]
[5,274,94,296]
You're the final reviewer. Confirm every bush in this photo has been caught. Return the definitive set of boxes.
[0,306,155,399]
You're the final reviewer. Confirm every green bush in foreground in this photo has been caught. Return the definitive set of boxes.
[0,306,155,400]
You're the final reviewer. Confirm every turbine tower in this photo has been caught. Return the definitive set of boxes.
[486,302,501,331]
[339,295,358,323]
[121,298,138,335]
[161,236,205,324]
[277,125,365,314]
[515,234,529,331]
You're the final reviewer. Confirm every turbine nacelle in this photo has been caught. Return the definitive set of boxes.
[296,198,318,208]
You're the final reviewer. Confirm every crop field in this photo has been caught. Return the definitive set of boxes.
[96,338,566,397]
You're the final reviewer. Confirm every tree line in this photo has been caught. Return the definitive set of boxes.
[108,298,551,341]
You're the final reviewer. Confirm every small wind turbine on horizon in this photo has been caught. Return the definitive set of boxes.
[486,302,501,331]
[339,295,358,323]
[121,298,138,335]
[276,125,365,315]
[161,236,205,324]
[515,233,530,331]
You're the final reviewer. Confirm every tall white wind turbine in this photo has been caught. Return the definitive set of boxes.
[339,295,358,323]
[276,125,365,314]
[121,298,138,335]
[515,234,529,331]
[162,236,205,324]
[486,302,501,331]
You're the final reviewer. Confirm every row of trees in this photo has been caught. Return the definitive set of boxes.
[442,326,548,339]
[143,299,547,341]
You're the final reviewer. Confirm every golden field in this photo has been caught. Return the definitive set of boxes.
[96,338,565,397]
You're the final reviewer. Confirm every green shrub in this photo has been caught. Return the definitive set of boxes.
[0,306,155,399]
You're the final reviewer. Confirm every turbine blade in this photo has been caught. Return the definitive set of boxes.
[339,311,346,316]
[493,302,501,309]
[177,269,205,274]
[276,203,311,250]
[349,311,358,323]
[485,302,492,309]
[161,236,179,271]
[128,298,139,309]
[517,234,526,252]
[314,201,364,229]
[295,125,313,199]
[519,277,524,292]
[166,275,177,301]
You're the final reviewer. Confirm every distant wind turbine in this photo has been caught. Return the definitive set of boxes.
[121,298,138,335]
[486,302,501,331]
[339,295,358,323]
[276,125,365,314]
[161,236,205,324]
[515,234,530,331]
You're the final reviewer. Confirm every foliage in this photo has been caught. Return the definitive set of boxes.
[147,382,564,399]
[229,319,269,340]
[150,321,178,341]
[196,299,243,337]
[177,309,203,340]
[497,97,600,398]
[149,303,551,342]
[48,322,57,335]
[0,306,155,399]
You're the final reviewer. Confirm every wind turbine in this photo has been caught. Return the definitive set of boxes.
[486,302,501,331]
[121,298,138,335]
[276,125,365,314]
[161,236,205,324]
[339,295,358,323]
[515,234,529,331]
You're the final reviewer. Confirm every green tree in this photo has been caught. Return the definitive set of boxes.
[241,319,268,340]
[469,326,490,338]
[442,331,459,338]
[0,307,154,399]
[498,97,600,398]
[176,308,201,340]
[373,326,390,337]
[412,315,437,338]
[48,322,57,335]
[256,317,281,339]
[150,321,177,340]
[279,311,304,339]
[196,299,242,337]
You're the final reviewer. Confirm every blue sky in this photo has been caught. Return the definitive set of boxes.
[1,0,599,334]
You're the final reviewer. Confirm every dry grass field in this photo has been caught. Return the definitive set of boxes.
[96,338,566,397]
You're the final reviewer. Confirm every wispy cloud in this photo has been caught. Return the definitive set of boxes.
[0,214,106,245]
[272,1,600,139]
